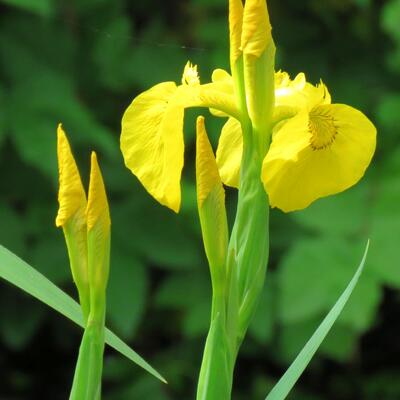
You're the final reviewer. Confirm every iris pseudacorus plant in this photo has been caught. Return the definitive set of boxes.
[120,0,376,398]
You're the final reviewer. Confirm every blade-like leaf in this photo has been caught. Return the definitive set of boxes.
[0,244,166,383]
[266,241,369,400]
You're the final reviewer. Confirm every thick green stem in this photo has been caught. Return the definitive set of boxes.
[69,297,106,400]
[196,312,233,400]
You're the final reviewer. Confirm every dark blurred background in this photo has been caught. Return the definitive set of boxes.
[0,0,400,399]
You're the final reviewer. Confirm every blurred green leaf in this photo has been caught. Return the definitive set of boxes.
[30,236,70,284]
[248,277,275,345]
[277,238,380,333]
[319,323,359,362]
[0,292,45,350]
[368,175,400,287]
[0,0,54,17]
[382,0,400,41]
[107,248,148,339]
[92,16,137,91]
[113,198,203,270]
[376,93,400,135]
[155,271,211,338]
[0,203,25,255]
[106,375,169,400]
[292,184,369,236]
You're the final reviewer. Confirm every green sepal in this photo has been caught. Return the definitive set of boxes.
[63,216,90,322]
[87,226,110,322]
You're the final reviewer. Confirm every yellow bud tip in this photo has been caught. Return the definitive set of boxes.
[87,151,111,232]
[241,0,272,58]
[181,61,200,86]
[229,0,244,64]
[56,124,87,228]
[196,116,223,207]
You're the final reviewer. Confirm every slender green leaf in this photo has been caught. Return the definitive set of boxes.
[266,241,369,400]
[0,244,166,383]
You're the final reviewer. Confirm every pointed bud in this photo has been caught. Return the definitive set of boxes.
[196,117,228,292]
[241,0,272,58]
[56,124,87,228]
[86,152,111,321]
[241,0,276,153]
[229,0,244,67]
[56,124,90,321]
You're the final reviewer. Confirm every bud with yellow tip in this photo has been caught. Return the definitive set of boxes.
[56,124,90,321]
[196,116,228,301]
[86,151,111,322]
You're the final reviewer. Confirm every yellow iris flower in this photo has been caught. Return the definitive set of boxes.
[120,1,376,214]
[215,71,376,211]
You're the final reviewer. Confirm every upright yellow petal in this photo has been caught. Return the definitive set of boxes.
[241,0,272,58]
[87,152,111,304]
[121,82,184,213]
[229,0,244,65]
[262,104,377,212]
[196,116,228,290]
[87,152,111,233]
[275,72,331,111]
[56,124,87,227]
[55,124,89,321]
[196,117,224,207]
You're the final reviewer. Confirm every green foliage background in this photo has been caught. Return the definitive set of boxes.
[0,0,399,398]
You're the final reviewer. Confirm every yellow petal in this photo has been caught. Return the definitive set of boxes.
[196,116,228,282]
[87,152,111,299]
[229,0,244,64]
[241,0,272,58]
[196,83,239,119]
[121,82,184,213]
[87,152,111,232]
[216,117,243,188]
[56,124,87,227]
[55,124,89,321]
[262,104,377,212]
[209,69,236,117]
[275,72,331,110]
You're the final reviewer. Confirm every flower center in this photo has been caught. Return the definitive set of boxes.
[308,106,337,150]
[182,61,200,86]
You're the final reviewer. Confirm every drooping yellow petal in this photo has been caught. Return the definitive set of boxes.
[56,124,87,227]
[87,152,111,302]
[262,104,377,212]
[121,81,184,213]
[196,116,228,288]
[216,117,242,188]
[121,62,241,213]
[229,0,244,65]
[240,0,272,58]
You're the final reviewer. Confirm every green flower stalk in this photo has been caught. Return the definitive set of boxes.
[56,126,111,400]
